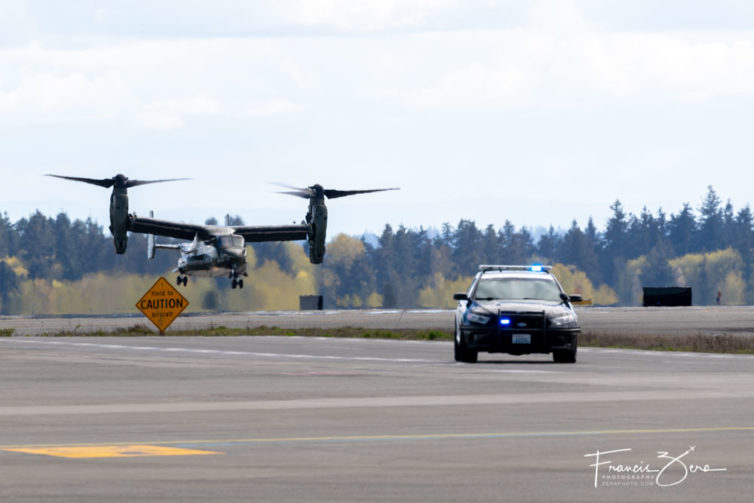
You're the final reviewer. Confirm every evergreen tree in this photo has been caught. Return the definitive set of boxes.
[452,220,483,275]
[697,186,723,251]
[560,220,602,285]
[639,243,675,287]
[602,200,628,285]
[4,183,754,310]
[560,221,584,267]
[513,227,535,263]
[583,218,604,284]
[0,212,15,257]
[722,200,735,249]
[668,203,696,256]
[16,211,56,279]
[654,209,668,245]
[0,262,18,314]
[482,224,500,265]
[621,207,661,259]
[438,223,454,249]
[54,213,83,280]
[430,227,456,279]
[499,221,533,264]
[733,206,754,302]
[536,226,561,261]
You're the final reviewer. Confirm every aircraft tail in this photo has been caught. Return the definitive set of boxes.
[146,211,181,259]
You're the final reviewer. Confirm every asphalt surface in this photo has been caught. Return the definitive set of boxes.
[0,334,752,502]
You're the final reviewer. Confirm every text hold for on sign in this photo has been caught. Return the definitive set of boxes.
[136,277,189,333]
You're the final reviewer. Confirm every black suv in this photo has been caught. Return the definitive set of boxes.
[453,265,581,363]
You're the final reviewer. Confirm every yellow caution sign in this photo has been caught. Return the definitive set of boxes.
[136,277,189,333]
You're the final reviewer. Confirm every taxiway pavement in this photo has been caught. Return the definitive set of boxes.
[0,335,752,502]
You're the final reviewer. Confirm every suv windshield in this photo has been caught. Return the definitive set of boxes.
[474,277,562,302]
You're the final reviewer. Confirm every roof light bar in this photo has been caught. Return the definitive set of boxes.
[478,265,552,272]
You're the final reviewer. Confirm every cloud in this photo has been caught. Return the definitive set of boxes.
[3,1,754,235]
[395,61,528,108]
[136,97,300,130]
[384,26,754,110]
[0,0,525,40]
[0,39,303,129]
[278,0,452,32]
[0,67,131,121]
[3,2,754,130]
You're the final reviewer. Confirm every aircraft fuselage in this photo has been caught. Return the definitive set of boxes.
[176,236,247,278]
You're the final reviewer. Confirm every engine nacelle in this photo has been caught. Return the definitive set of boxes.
[307,200,328,264]
[46,173,188,256]
[109,189,130,254]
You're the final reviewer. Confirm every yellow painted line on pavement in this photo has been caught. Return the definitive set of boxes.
[1,426,752,453]
[3,445,221,459]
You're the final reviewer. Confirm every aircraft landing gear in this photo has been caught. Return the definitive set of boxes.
[176,275,188,286]
[230,269,243,289]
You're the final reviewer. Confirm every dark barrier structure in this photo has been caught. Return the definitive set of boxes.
[642,287,692,307]
[300,295,324,310]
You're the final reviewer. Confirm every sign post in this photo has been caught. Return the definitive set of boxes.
[136,277,189,334]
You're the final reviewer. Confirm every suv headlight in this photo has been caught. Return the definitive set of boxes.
[465,312,491,325]
[549,312,578,328]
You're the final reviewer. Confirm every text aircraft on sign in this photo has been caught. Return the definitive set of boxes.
[46,174,398,289]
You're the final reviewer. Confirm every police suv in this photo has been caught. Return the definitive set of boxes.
[453,265,581,363]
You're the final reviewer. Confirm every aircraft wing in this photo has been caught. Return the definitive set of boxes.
[233,225,309,242]
[129,216,309,243]
[128,216,212,241]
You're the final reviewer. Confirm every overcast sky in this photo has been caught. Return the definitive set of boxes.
[2,0,754,239]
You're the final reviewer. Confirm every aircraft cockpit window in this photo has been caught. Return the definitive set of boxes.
[220,235,245,248]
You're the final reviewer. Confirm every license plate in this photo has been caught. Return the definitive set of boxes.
[512,334,531,344]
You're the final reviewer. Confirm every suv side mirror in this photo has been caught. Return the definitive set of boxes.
[453,292,469,301]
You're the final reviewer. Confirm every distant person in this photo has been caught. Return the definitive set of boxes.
[717,290,722,305]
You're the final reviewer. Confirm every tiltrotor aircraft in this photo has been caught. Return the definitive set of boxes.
[47,174,397,289]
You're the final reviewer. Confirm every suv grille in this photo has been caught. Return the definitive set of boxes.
[498,311,545,331]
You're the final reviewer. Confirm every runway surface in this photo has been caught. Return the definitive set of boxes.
[1,335,752,502]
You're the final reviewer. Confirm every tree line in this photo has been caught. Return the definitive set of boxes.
[0,185,751,313]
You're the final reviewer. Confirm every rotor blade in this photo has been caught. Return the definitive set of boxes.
[272,183,314,199]
[125,178,190,188]
[45,174,114,188]
[271,182,302,190]
[277,189,313,199]
[323,188,400,199]
[271,182,314,199]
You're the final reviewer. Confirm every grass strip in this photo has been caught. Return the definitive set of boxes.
[580,331,754,354]
[20,325,754,354]
[35,325,453,341]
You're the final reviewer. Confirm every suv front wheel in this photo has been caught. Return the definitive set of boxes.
[454,321,478,363]
[552,338,577,363]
